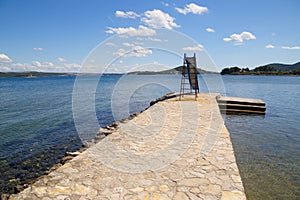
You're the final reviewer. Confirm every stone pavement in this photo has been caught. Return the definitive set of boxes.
[9,93,246,200]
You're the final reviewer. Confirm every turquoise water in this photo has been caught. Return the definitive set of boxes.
[221,76,300,199]
[0,75,299,199]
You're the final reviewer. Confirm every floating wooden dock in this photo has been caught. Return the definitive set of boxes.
[216,95,266,115]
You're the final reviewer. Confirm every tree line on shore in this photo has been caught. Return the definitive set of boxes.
[221,62,300,75]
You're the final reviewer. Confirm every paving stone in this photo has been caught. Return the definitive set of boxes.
[159,185,169,192]
[9,93,246,200]
[178,178,210,187]
[173,191,189,200]
[221,190,246,200]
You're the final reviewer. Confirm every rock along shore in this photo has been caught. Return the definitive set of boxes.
[8,93,246,200]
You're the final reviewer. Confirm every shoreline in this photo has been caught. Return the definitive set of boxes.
[221,74,300,76]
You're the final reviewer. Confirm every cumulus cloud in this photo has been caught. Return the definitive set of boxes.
[183,44,204,51]
[0,66,10,71]
[0,54,80,72]
[206,28,215,33]
[141,9,179,29]
[44,62,55,67]
[146,37,163,42]
[0,54,12,71]
[175,3,208,15]
[106,25,156,37]
[136,37,166,42]
[265,44,275,49]
[57,57,66,62]
[32,61,42,67]
[10,63,36,71]
[281,46,300,50]
[32,61,54,68]
[33,47,44,51]
[115,11,139,19]
[114,45,152,57]
[123,42,135,47]
[0,54,12,63]
[62,63,81,71]
[223,32,256,43]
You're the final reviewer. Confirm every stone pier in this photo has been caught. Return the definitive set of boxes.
[9,93,246,200]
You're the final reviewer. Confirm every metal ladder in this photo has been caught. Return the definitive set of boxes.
[179,65,192,100]
[179,53,199,100]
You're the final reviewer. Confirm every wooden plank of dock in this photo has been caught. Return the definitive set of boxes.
[9,93,246,200]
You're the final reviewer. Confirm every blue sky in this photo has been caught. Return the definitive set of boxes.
[0,0,299,72]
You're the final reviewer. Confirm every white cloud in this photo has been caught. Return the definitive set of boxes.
[0,54,12,63]
[114,45,152,57]
[62,63,81,71]
[115,11,139,19]
[32,61,42,67]
[105,42,116,46]
[0,66,10,71]
[123,42,135,47]
[106,25,156,37]
[223,31,256,43]
[0,56,80,72]
[183,44,204,51]
[44,62,55,67]
[147,37,163,42]
[32,61,54,68]
[141,9,179,29]
[0,53,12,71]
[33,47,44,51]
[11,63,37,71]
[147,38,161,42]
[57,57,66,62]
[281,46,300,50]
[265,44,275,49]
[134,41,144,45]
[13,63,27,68]
[175,3,208,15]
[136,37,166,42]
[206,28,215,33]
[162,2,169,7]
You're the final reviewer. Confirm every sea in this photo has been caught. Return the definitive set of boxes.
[0,74,299,199]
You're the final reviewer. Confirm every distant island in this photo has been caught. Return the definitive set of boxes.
[0,71,77,78]
[0,71,123,78]
[221,62,300,75]
[127,66,218,75]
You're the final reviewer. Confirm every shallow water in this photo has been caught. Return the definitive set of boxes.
[0,74,299,199]
[221,75,300,199]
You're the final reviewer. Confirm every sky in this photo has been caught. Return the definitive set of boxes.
[0,0,299,73]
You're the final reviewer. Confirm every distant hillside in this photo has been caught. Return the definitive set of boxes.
[221,61,300,75]
[0,71,125,78]
[265,62,300,71]
[0,71,76,78]
[128,66,218,75]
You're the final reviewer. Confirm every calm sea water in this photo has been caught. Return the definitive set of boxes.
[222,75,300,199]
[0,75,299,199]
